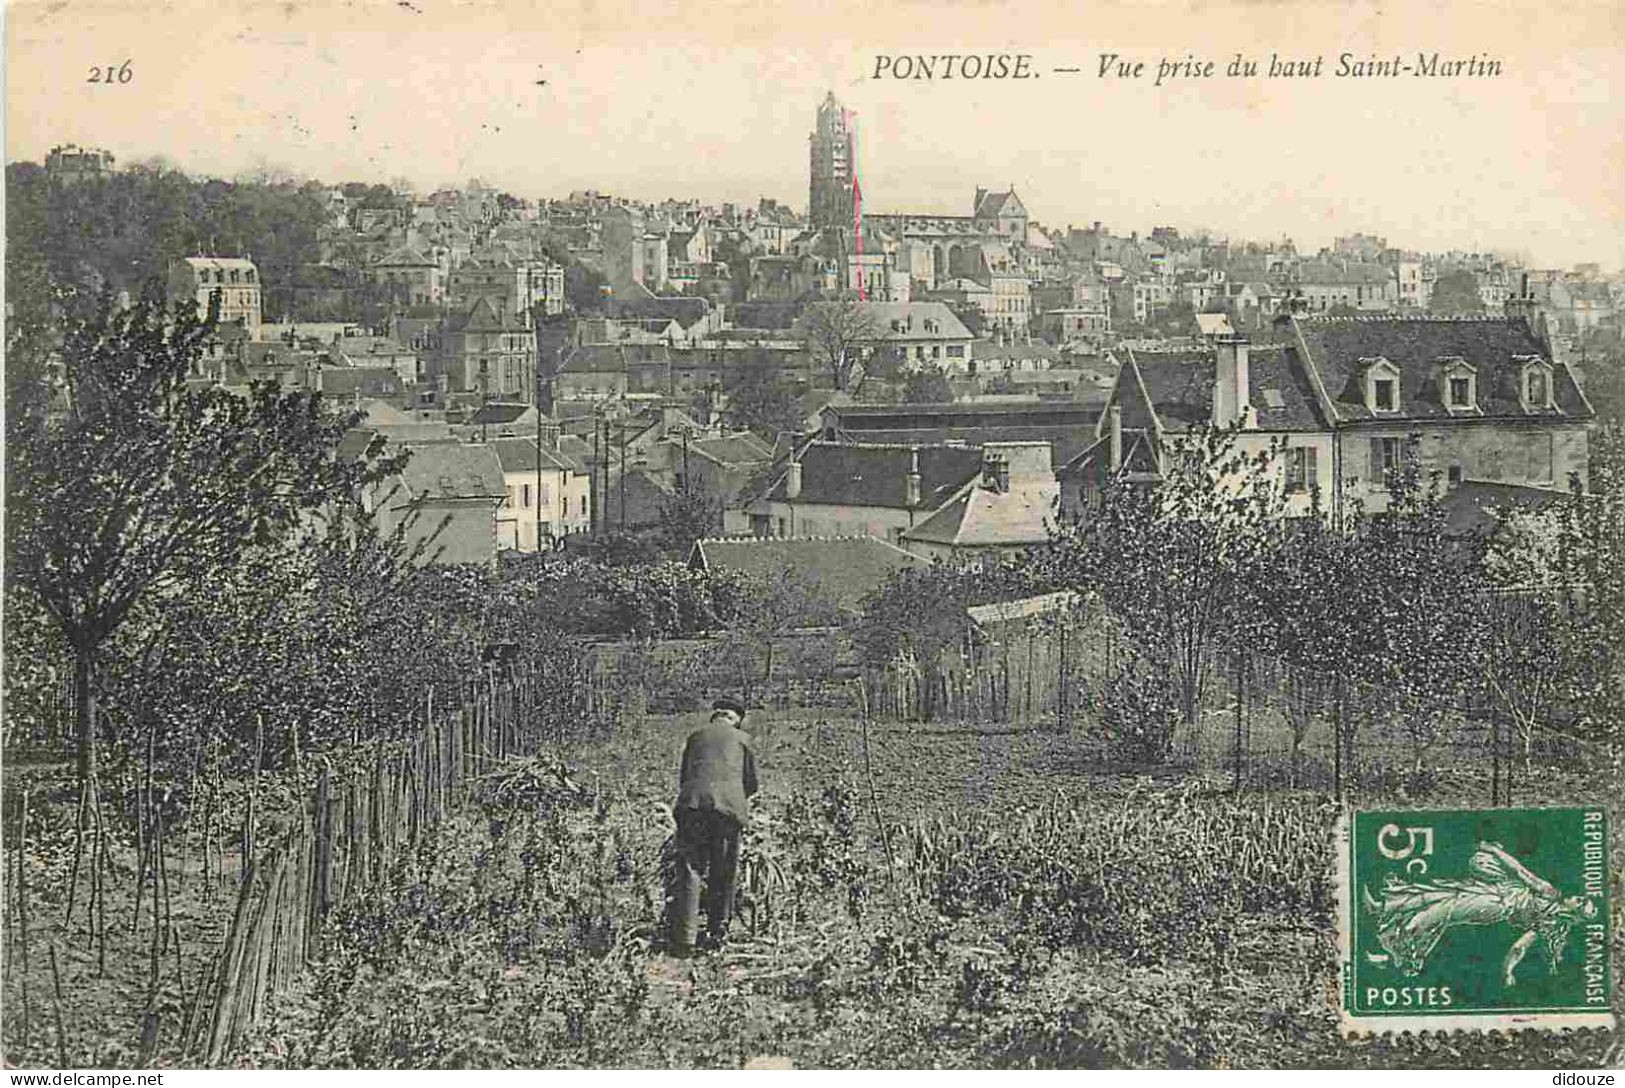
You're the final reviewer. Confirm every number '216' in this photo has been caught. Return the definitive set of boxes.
[88,60,133,84]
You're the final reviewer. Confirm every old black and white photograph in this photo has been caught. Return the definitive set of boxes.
[3,0,1622,1073]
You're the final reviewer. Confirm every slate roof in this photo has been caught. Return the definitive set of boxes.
[974,340,1060,363]
[826,402,1101,428]
[690,535,928,611]
[861,302,974,342]
[558,433,595,463]
[759,441,984,510]
[1121,344,1326,433]
[731,301,805,331]
[394,442,507,500]
[1440,480,1569,538]
[623,343,674,367]
[606,296,712,328]
[1288,261,1392,287]
[973,189,1026,221]
[444,297,527,333]
[178,256,258,273]
[459,250,517,269]
[1283,316,1591,422]
[558,343,673,374]
[559,344,626,373]
[469,402,536,426]
[490,436,579,474]
[1053,428,1161,484]
[822,401,1106,466]
[687,432,775,467]
[934,277,992,295]
[335,335,415,358]
[375,246,436,267]
[319,367,403,399]
[601,468,673,530]
[337,427,380,462]
[901,482,1055,547]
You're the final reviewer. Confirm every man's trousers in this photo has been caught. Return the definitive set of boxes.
[670,807,742,951]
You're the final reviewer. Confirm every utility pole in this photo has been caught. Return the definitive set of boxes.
[542,402,549,548]
[619,421,628,531]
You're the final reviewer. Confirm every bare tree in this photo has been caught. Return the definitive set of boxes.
[796,298,880,392]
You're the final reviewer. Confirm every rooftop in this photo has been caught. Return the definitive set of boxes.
[690,535,928,612]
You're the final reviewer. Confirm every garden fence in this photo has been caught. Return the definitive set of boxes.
[179,651,618,1063]
[862,611,1612,802]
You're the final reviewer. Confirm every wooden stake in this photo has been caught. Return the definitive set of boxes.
[206,856,258,1065]
[49,942,69,1068]
[16,787,32,1053]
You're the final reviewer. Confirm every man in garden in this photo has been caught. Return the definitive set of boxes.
[670,696,759,956]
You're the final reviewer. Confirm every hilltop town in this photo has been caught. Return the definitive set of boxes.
[7,75,1625,1071]
[11,95,1621,570]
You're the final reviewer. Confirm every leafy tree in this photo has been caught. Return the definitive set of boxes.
[5,161,332,322]
[854,558,1042,670]
[1254,507,1352,781]
[901,364,953,405]
[97,497,441,781]
[5,287,398,789]
[537,234,610,315]
[565,262,609,314]
[1049,423,1284,737]
[1430,269,1485,316]
[657,476,723,556]
[721,349,801,436]
[724,565,841,704]
[1575,335,1625,425]
[1148,299,1196,336]
[1548,420,1625,749]
[710,235,755,303]
[1333,457,1484,780]
[796,298,879,391]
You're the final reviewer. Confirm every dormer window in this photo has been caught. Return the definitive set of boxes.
[1373,379,1396,411]
[1527,369,1549,407]
[1438,355,1478,413]
[1515,355,1555,412]
[1361,357,1402,414]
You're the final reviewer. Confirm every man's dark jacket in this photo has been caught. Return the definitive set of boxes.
[676,719,759,822]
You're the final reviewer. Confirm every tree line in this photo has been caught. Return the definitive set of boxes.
[857,421,1625,786]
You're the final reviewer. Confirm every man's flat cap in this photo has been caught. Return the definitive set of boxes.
[712,696,747,718]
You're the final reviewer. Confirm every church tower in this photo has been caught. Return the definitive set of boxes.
[808,92,856,230]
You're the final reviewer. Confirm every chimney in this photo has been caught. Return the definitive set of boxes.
[1213,336,1252,428]
[905,448,922,507]
[982,441,1051,492]
[1108,404,1123,470]
[786,455,802,500]
[982,454,1008,493]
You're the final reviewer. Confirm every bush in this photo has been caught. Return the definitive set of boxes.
[1100,656,1180,765]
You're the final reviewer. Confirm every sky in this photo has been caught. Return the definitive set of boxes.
[7,0,1624,269]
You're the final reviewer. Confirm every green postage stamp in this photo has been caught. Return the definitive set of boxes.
[1338,807,1613,1033]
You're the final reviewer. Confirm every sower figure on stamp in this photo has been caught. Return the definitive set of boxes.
[669,697,759,956]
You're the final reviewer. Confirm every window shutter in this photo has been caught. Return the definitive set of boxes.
[1369,438,1384,484]
[1306,447,1319,491]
